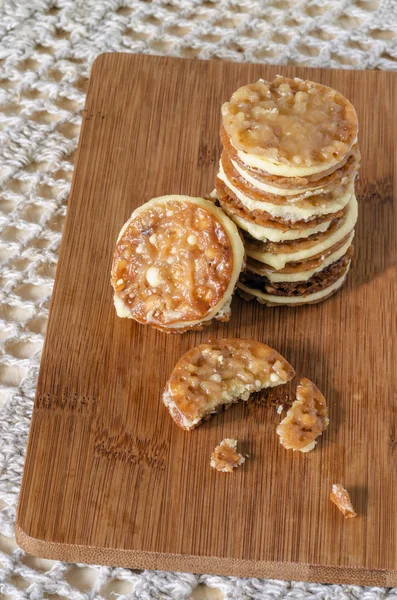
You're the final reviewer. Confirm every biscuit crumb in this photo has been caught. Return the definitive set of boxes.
[330,484,357,519]
[210,439,245,473]
[277,405,283,414]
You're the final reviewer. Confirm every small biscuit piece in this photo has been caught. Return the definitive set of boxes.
[111,195,244,333]
[163,338,295,430]
[276,378,329,452]
[210,439,245,473]
[330,484,357,519]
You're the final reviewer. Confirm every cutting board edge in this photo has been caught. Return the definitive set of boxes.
[91,50,397,78]
[15,53,397,585]
[15,523,396,587]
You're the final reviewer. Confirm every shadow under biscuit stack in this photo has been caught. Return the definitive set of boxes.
[216,76,360,307]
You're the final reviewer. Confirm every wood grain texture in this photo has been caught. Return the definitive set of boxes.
[16,54,397,585]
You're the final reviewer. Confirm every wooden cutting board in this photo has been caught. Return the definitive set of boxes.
[16,54,397,586]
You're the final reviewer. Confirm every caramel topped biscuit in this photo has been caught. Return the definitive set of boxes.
[243,193,357,270]
[163,339,295,430]
[241,249,352,301]
[221,77,358,176]
[216,178,344,229]
[220,125,360,190]
[276,378,329,451]
[111,195,244,333]
[238,272,349,306]
[244,211,347,256]
[220,150,354,218]
[247,232,352,275]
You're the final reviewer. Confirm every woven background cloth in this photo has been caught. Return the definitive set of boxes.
[1,0,397,599]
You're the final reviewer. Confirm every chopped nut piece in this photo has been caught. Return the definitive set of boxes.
[163,339,295,430]
[209,373,222,382]
[146,266,162,288]
[276,377,328,452]
[210,439,245,473]
[330,484,357,519]
[187,234,197,245]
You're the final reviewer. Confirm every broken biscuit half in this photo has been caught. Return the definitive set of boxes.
[163,338,295,430]
[111,195,245,333]
[210,439,245,472]
[276,377,329,452]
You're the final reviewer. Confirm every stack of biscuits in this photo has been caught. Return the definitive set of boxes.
[216,75,359,306]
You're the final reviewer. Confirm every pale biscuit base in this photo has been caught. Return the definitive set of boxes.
[218,157,354,222]
[246,234,354,283]
[237,264,350,307]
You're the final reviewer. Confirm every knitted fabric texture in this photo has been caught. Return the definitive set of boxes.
[1,1,397,599]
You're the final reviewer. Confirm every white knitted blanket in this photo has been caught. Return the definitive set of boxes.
[1,1,397,599]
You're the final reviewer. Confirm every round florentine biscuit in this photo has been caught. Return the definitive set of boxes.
[246,233,354,282]
[237,254,351,306]
[219,150,355,222]
[220,126,360,191]
[237,274,349,306]
[240,249,352,297]
[221,76,358,177]
[225,210,338,243]
[244,210,346,255]
[216,178,345,230]
[111,195,244,333]
[244,194,357,269]
[163,338,295,430]
[228,147,360,199]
